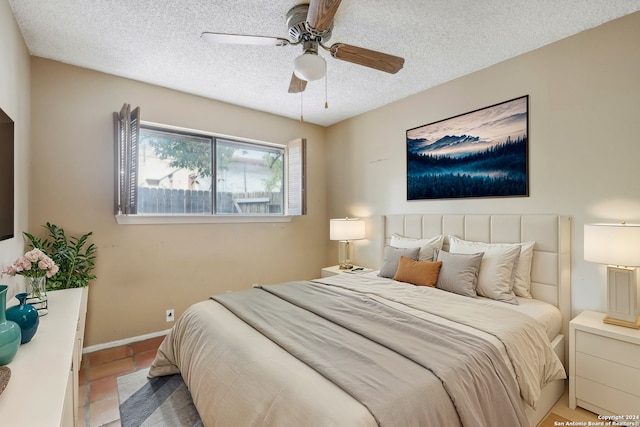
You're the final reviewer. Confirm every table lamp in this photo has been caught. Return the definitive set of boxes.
[330,218,365,270]
[584,222,640,329]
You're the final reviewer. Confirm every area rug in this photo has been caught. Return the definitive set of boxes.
[117,367,202,427]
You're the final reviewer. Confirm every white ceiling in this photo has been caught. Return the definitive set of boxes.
[8,1,640,127]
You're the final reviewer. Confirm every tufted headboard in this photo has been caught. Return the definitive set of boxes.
[359,214,571,358]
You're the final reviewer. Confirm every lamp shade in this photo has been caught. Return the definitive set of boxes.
[293,53,326,81]
[584,223,640,267]
[330,218,365,241]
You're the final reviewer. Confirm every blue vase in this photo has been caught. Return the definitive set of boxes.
[6,292,39,344]
[0,285,21,365]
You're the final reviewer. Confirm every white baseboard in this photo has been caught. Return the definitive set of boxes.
[83,329,171,354]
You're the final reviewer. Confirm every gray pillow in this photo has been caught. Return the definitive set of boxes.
[435,249,483,298]
[378,246,420,279]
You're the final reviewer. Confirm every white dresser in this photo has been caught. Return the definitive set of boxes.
[0,287,88,426]
[569,310,640,416]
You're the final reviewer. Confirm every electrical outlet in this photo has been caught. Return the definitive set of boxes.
[166,309,175,322]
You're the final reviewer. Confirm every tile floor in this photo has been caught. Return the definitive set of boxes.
[77,335,166,427]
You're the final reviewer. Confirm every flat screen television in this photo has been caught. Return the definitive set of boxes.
[0,107,14,241]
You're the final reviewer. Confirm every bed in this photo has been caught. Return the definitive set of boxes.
[149,214,571,427]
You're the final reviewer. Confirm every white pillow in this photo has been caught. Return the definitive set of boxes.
[448,236,520,304]
[390,234,444,262]
[512,241,535,298]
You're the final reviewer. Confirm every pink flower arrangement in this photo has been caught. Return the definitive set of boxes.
[2,248,59,279]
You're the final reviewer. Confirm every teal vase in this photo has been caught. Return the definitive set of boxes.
[0,285,21,365]
[6,292,39,344]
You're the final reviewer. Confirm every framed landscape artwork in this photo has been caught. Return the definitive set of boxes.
[406,95,528,200]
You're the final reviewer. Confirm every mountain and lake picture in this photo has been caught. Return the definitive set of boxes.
[406,96,528,200]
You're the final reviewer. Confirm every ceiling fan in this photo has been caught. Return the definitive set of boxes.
[201,0,405,94]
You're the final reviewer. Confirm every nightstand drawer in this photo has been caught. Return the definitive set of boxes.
[576,352,640,397]
[576,376,640,415]
[576,330,640,368]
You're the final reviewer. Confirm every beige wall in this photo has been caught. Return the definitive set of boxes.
[29,58,328,346]
[326,12,640,317]
[0,0,31,300]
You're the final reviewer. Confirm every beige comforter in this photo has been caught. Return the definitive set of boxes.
[149,275,565,426]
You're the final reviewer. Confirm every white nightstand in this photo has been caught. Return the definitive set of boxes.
[321,265,372,278]
[569,310,640,416]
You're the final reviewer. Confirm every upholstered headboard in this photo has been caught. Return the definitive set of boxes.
[359,214,571,358]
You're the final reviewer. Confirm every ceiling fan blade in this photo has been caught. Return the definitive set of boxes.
[306,0,342,32]
[288,73,307,93]
[330,43,405,74]
[201,32,290,47]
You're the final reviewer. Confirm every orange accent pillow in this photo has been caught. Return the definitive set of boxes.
[393,256,442,287]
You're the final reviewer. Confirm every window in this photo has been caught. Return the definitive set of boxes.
[114,104,306,223]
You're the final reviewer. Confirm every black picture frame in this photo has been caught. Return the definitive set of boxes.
[406,95,529,200]
[0,107,14,241]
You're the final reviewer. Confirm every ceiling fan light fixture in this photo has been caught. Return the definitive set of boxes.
[293,52,326,81]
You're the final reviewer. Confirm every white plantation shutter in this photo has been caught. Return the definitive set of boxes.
[113,103,140,214]
[285,138,306,216]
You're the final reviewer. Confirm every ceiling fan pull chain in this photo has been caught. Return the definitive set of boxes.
[300,92,304,123]
[325,68,329,109]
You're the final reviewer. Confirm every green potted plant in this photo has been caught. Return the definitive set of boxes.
[23,223,97,290]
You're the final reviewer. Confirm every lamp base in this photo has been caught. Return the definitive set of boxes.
[339,263,353,270]
[603,315,640,329]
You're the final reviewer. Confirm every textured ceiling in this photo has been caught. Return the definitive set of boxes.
[8,1,640,126]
